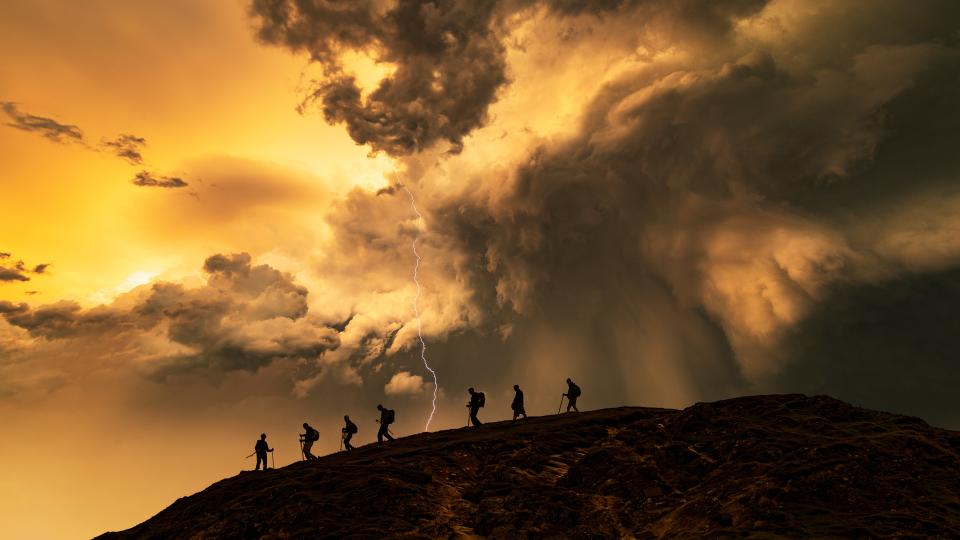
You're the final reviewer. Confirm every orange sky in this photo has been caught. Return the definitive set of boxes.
[0,0,396,307]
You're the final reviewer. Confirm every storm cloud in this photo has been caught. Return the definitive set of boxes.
[286,0,960,423]
[4,0,960,431]
[250,0,515,155]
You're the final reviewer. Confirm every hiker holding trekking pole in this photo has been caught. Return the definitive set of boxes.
[253,433,273,471]
[564,378,581,413]
[466,387,485,427]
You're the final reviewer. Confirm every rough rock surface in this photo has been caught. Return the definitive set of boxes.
[97,394,960,538]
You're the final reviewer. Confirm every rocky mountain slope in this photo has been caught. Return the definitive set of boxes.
[97,394,960,538]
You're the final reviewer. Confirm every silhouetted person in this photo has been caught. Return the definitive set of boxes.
[377,404,395,444]
[564,378,581,412]
[254,433,273,471]
[300,422,319,460]
[511,384,527,423]
[342,415,358,451]
[467,387,485,427]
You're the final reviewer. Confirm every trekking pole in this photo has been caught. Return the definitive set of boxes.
[557,394,565,414]
[245,452,255,459]
[339,433,343,452]
[271,451,275,469]
[299,439,304,461]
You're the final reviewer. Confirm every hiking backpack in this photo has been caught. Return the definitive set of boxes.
[569,383,581,398]
[307,428,319,441]
[346,422,358,434]
[386,409,396,424]
[477,392,486,407]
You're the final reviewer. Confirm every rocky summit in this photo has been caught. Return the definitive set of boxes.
[97,394,960,538]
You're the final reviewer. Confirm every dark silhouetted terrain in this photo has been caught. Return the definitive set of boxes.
[97,394,960,538]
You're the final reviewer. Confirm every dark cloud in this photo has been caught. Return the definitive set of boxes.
[3,301,131,340]
[4,103,156,167]
[250,0,513,155]
[133,171,188,188]
[1,253,340,378]
[249,0,773,157]
[1,101,85,144]
[771,267,960,428]
[0,266,30,282]
[0,301,28,314]
[101,134,147,165]
[0,252,52,283]
[359,0,960,418]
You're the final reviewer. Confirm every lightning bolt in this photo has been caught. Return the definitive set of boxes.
[402,183,438,431]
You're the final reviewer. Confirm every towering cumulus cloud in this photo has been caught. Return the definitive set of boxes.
[246,0,960,423]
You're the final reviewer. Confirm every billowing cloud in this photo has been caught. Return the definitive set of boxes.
[1,101,84,144]
[315,0,960,422]
[250,0,514,155]
[132,171,188,188]
[384,370,425,395]
[0,253,340,381]
[101,134,147,164]
[0,267,30,282]
[3,0,960,432]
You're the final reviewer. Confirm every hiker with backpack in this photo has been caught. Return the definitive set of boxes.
[376,404,395,443]
[299,422,319,460]
[564,378,581,412]
[467,387,485,427]
[341,415,358,451]
[511,384,527,423]
[254,433,274,471]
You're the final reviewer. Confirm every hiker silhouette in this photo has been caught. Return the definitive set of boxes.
[564,378,581,412]
[300,422,319,460]
[376,404,395,443]
[342,415,358,451]
[511,384,527,423]
[254,433,273,471]
[467,387,485,427]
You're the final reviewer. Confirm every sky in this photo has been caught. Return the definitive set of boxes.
[2,0,960,537]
